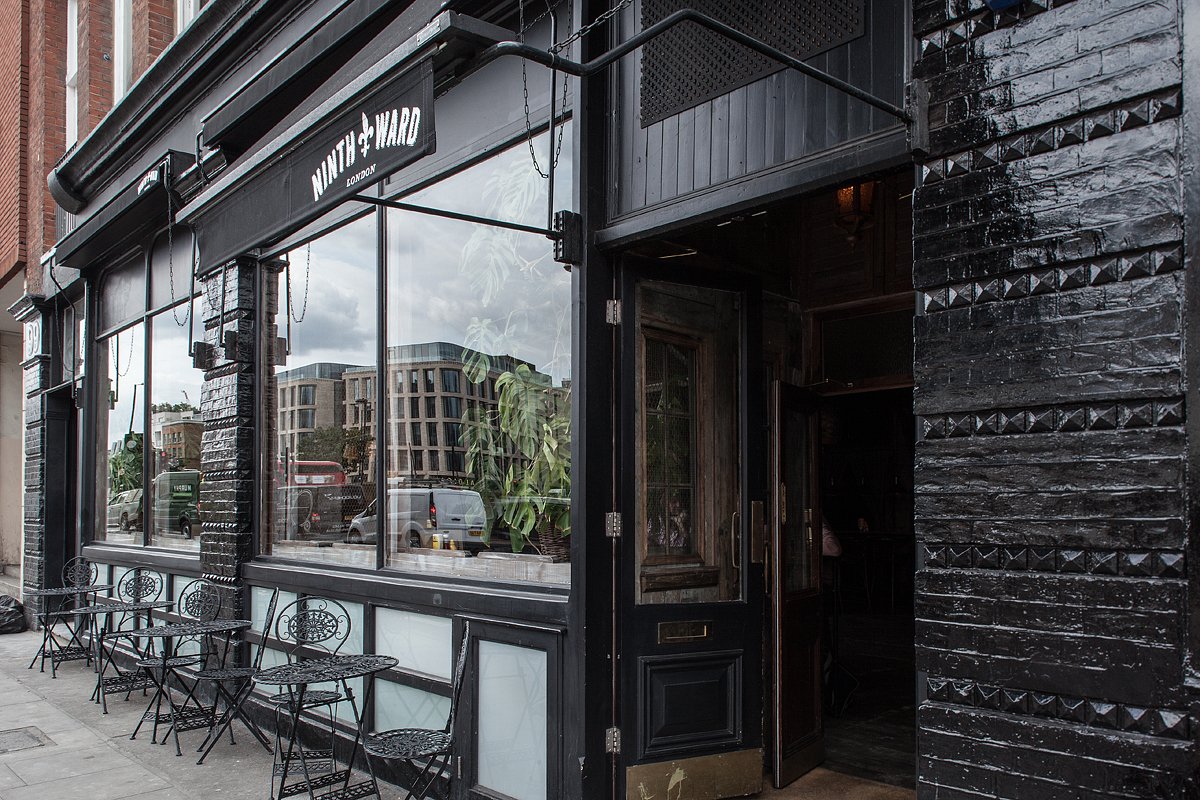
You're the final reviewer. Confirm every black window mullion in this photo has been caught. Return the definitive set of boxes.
[376,206,387,571]
[142,316,151,547]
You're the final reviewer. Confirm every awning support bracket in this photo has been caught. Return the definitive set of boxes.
[474,8,915,125]
[352,194,560,238]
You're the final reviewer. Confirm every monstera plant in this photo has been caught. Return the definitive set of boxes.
[457,137,573,558]
[463,362,571,556]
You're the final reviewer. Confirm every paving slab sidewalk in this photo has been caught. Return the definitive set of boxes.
[0,629,276,800]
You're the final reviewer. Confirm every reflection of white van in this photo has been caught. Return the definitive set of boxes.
[346,488,486,550]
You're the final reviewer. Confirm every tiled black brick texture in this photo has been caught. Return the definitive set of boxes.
[198,257,259,618]
[911,0,1196,796]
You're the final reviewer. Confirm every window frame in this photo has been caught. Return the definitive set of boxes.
[92,247,202,551]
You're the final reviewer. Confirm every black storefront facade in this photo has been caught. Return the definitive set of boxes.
[16,0,1200,798]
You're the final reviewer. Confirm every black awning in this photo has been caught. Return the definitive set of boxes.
[201,0,423,158]
[57,150,195,270]
[179,12,514,273]
[186,57,435,273]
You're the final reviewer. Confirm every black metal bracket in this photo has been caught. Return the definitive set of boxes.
[471,8,913,124]
[352,194,560,239]
[553,210,583,266]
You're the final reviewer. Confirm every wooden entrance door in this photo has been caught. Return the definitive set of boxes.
[616,269,766,800]
[771,383,824,786]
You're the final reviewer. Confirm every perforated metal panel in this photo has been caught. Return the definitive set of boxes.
[640,0,866,127]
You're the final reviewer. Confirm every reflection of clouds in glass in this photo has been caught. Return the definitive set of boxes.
[151,315,202,408]
[280,214,377,370]
[106,324,145,447]
[386,131,573,384]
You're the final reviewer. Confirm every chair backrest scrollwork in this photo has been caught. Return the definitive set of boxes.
[62,556,96,588]
[177,578,221,622]
[117,569,163,603]
[273,597,352,659]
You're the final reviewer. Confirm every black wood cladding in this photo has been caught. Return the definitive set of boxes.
[612,0,904,221]
[911,0,1194,796]
[638,0,864,126]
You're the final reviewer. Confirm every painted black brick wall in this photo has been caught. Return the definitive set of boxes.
[198,257,260,619]
[911,0,1196,796]
[16,299,50,622]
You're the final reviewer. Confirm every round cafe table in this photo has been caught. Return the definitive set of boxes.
[24,583,114,676]
[255,653,399,800]
[126,619,252,756]
[72,599,176,712]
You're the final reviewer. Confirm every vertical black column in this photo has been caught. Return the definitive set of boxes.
[12,297,52,622]
[568,0,617,796]
[198,256,261,620]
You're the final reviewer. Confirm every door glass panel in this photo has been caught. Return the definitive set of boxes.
[644,336,697,558]
[636,282,741,605]
[782,400,816,594]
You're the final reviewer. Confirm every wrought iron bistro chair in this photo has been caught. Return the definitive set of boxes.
[131,578,223,747]
[194,587,281,764]
[268,597,354,786]
[365,621,472,800]
[94,568,165,713]
[28,556,100,676]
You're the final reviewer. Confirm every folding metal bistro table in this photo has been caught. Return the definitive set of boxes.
[76,599,176,711]
[254,653,398,800]
[24,583,114,676]
[126,618,252,756]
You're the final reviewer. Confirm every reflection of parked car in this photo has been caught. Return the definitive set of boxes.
[280,484,368,540]
[347,488,486,550]
[107,489,143,531]
[153,470,201,538]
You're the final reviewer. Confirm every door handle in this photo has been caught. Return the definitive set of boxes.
[731,511,741,569]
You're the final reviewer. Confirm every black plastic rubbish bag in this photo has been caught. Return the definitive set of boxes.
[0,595,26,634]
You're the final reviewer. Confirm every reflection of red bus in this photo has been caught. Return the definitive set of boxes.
[287,461,346,486]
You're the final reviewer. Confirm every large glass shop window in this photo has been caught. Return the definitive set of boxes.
[261,214,379,566]
[384,130,572,584]
[96,322,145,544]
[260,129,573,585]
[95,238,203,550]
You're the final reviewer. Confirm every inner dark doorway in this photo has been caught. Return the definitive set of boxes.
[818,388,915,789]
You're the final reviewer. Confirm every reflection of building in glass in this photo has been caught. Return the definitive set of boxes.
[159,420,203,471]
[334,342,565,485]
[275,362,354,455]
[151,407,195,450]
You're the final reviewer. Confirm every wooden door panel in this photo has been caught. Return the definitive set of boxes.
[640,652,742,757]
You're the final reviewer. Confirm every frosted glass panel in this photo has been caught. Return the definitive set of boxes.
[376,609,453,679]
[477,641,547,800]
[335,677,363,723]
[253,589,297,634]
[339,600,364,655]
[374,681,450,731]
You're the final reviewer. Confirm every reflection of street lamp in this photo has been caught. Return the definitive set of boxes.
[353,397,373,480]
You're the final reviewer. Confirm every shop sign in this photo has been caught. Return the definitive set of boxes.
[291,58,435,219]
[186,57,436,273]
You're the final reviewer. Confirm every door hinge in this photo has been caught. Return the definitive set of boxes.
[605,299,622,325]
[605,512,622,539]
[605,726,622,754]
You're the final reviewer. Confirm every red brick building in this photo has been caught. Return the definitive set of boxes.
[0,0,194,574]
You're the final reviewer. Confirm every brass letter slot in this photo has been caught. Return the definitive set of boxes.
[658,620,712,644]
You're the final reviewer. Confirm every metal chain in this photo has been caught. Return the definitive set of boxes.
[550,0,631,53]
[288,244,311,324]
[166,182,191,328]
[520,0,572,178]
[114,327,133,378]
